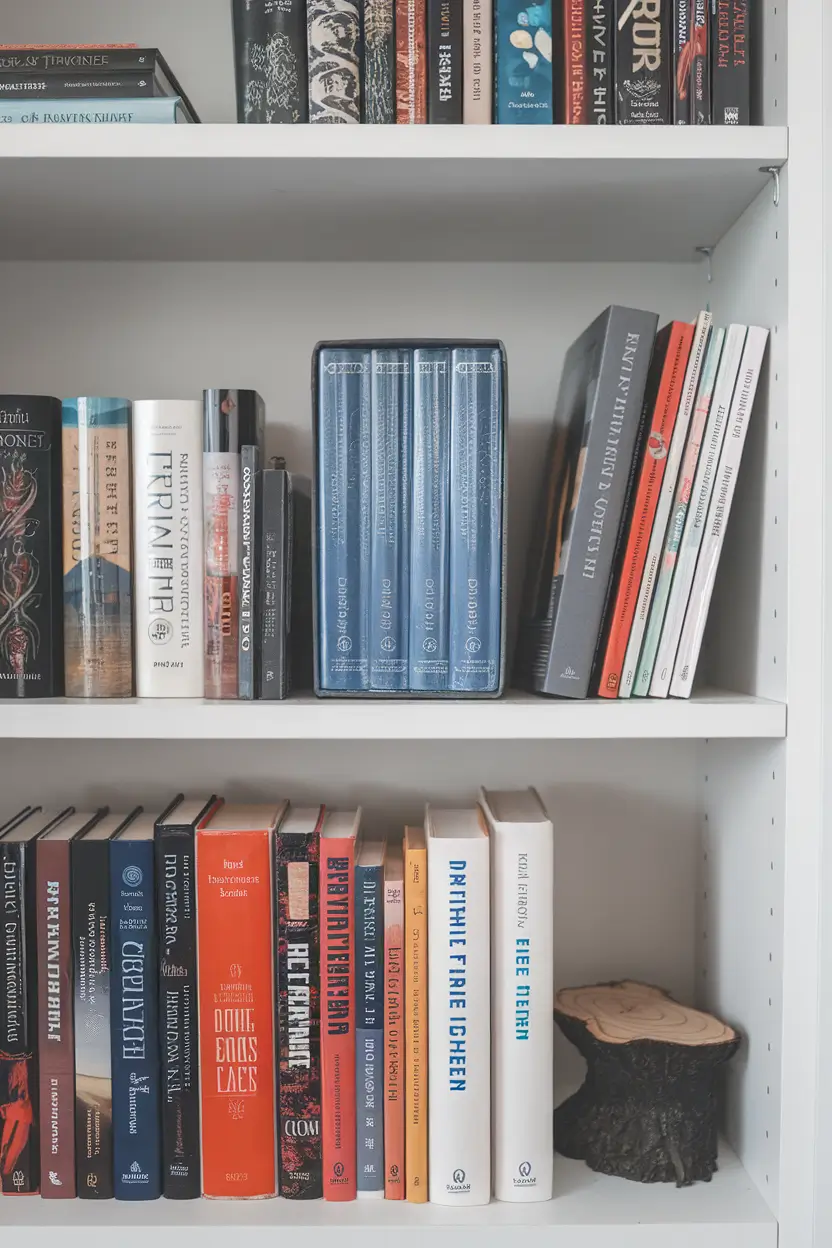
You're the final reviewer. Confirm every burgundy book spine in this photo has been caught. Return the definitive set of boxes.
[396,0,427,122]
[564,0,587,122]
[36,839,76,1197]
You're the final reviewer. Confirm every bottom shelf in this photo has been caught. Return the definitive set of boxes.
[6,1144,775,1248]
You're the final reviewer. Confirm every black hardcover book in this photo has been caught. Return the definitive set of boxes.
[615,0,671,123]
[673,0,692,121]
[711,0,750,124]
[289,474,314,695]
[363,0,396,123]
[239,445,261,699]
[427,0,463,123]
[691,0,710,122]
[232,0,309,123]
[587,0,614,123]
[155,796,217,1199]
[257,464,313,699]
[0,73,169,99]
[513,306,658,699]
[0,396,64,699]
[0,49,199,120]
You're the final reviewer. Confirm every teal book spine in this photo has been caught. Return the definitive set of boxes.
[0,96,186,123]
[448,347,503,693]
[494,0,553,124]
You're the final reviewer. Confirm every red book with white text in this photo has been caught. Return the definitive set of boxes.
[564,0,586,122]
[384,843,405,1198]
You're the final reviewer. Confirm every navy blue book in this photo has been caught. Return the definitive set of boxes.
[449,347,504,692]
[409,348,451,691]
[370,348,411,691]
[355,841,385,1194]
[110,813,161,1200]
[317,348,371,691]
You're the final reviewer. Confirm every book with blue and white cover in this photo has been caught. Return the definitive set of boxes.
[0,96,190,122]
[410,347,451,691]
[370,349,411,691]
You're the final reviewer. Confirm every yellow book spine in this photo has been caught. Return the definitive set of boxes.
[405,837,428,1201]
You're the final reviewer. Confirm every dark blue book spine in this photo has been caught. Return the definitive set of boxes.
[409,349,451,691]
[370,349,411,691]
[449,347,503,692]
[317,349,371,691]
[495,0,553,123]
[355,861,384,1193]
[110,840,161,1200]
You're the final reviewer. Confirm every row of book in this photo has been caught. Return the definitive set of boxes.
[0,790,554,1204]
[515,308,768,699]
[316,342,504,695]
[0,391,311,700]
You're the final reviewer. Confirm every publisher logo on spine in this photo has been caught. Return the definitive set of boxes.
[324,362,366,375]
[330,1160,350,1187]
[447,1167,470,1194]
[122,864,143,887]
[515,1160,536,1187]
[647,430,668,460]
[148,618,173,645]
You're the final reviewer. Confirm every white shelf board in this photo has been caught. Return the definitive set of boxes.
[0,1145,775,1248]
[0,125,787,262]
[0,689,785,740]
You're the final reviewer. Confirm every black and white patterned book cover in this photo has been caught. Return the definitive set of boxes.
[233,0,308,123]
[307,0,362,122]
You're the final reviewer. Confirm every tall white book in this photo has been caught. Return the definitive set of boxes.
[650,324,748,698]
[426,805,491,1205]
[481,787,554,1203]
[463,1,493,124]
[670,326,770,697]
[132,399,205,697]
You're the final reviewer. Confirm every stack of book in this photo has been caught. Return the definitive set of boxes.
[0,45,198,123]
[314,341,506,696]
[0,789,554,1204]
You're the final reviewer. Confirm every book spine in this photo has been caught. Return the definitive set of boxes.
[409,350,451,691]
[317,349,371,692]
[690,0,710,122]
[620,312,714,698]
[363,0,395,122]
[288,475,315,694]
[427,0,463,122]
[615,0,670,123]
[370,349,411,691]
[356,862,384,1194]
[110,840,160,1200]
[587,0,614,122]
[427,836,490,1205]
[0,841,38,1193]
[597,322,694,698]
[197,827,276,1198]
[233,0,308,123]
[37,839,76,1196]
[448,347,503,693]
[711,0,750,124]
[72,840,113,1198]
[0,395,63,698]
[395,0,427,122]
[203,450,241,700]
[0,73,161,98]
[155,825,202,1199]
[670,327,768,696]
[495,0,553,123]
[490,820,554,1201]
[307,1,361,122]
[0,49,162,72]
[564,0,587,123]
[258,469,287,699]
[463,0,493,122]
[634,327,725,696]
[62,399,133,698]
[650,324,747,696]
[275,822,323,1198]
[238,445,260,699]
[0,97,183,122]
[383,873,404,1198]
[321,837,357,1199]
[404,842,427,1201]
[673,0,693,122]
[132,400,204,698]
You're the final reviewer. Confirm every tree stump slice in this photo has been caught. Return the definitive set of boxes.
[554,981,740,1187]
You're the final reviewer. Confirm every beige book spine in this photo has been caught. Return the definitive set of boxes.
[463,0,493,123]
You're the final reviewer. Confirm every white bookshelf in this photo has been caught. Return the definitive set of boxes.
[0,0,827,1245]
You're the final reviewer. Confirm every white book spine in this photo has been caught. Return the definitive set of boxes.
[427,826,491,1204]
[463,0,493,123]
[650,324,748,698]
[133,399,205,697]
[670,327,769,697]
[619,311,713,698]
[484,798,554,1202]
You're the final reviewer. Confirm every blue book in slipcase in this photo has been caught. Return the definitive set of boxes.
[110,822,161,1200]
[0,96,190,123]
[317,348,372,691]
[449,346,503,693]
[409,348,451,691]
[370,348,411,691]
[494,0,553,124]
[355,843,385,1194]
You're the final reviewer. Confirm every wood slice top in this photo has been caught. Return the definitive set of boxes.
[555,981,737,1047]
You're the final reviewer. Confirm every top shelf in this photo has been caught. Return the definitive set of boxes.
[0,125,788,263]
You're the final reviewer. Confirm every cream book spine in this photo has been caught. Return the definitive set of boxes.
[463,0,493,123]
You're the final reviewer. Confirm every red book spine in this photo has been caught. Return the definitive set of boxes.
[36,841,75,1197]
[384,863,404,1198]
[565,0,587,122]
[597,320,695,697]
[396,0,427,122]
[321,838,357,1200]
